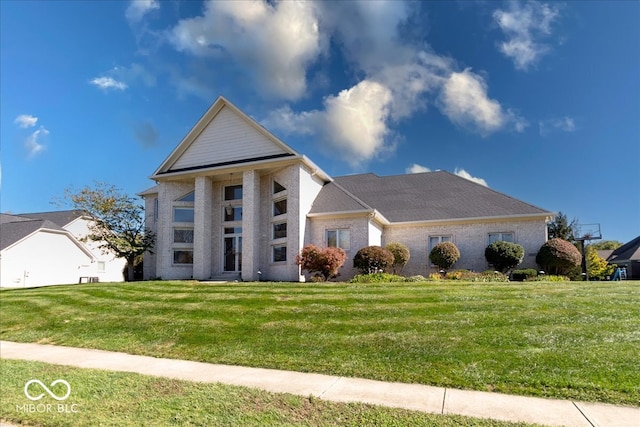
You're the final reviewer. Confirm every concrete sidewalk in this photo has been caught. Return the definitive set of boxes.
[1,341,637,427]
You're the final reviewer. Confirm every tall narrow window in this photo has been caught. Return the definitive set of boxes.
[173,190,195,265]
[273,222,287,239]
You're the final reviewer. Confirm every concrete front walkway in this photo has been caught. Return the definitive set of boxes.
[1,341,637,427]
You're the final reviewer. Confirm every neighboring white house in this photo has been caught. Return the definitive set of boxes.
[0,211,127,288]
[141,96,553,282]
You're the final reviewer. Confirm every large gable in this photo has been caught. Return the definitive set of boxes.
[154,97,298,177]
[312,171,552,223]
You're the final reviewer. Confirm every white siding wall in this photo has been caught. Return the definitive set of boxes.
[1,231,93,288]
[171,106,287,170]
[64,218,126,282]
[383,219,548,276]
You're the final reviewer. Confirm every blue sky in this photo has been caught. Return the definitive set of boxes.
[1,0,638,244]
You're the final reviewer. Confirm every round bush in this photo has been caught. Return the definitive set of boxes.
[536,238,582,276]
[429,241,460,271]
[386,242,410,274]
[353,246,395,274]
[484,241,525,273]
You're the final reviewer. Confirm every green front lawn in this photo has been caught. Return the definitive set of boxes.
[1,280,638,405]
[1,360,539,427]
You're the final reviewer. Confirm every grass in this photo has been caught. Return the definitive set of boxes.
[1,280,639,406]
[0,360,540,427]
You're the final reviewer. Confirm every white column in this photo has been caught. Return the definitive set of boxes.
[193,176,213,280]
[242,170,260,281]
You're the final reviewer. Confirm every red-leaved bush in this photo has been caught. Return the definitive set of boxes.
[296,244,347,281]
[535,238,581,276]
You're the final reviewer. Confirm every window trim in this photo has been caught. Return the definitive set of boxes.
[173,249,194,265]
[326,228,351,251]
[273,197,287,217]
[272,245,287,263]
[488,232,515,244]
[272,221,287,240]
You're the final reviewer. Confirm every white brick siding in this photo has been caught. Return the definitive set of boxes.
[384,219,548,276]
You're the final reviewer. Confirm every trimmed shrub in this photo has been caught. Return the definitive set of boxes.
[484,241,525,273]
[349,273,407,283]
[296,244,347,281]
[536,238,581,276]
[511,268,538,282]
[353,246,395,274]
[386,242,410,274]
[429,241,460,272]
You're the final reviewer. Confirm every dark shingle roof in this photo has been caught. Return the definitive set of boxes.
[607,236,640,262]
[16,210,85,227]
[0,219,65,251]
[310,171,551,223]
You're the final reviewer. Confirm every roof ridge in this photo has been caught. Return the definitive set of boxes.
[329,181,374,211]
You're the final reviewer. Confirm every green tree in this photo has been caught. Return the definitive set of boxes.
[429,242,460,272]
[63,182,156,281]
[547,212,578,243]
[586,246,615,280]
[485,241,525,273]
[386,242,410,274]
[589,240,623,250]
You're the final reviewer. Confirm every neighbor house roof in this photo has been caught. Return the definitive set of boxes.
[607,236,640,263]
[0,218,65,251]
[309,171,552,223]
[16,210,85,227]
[0,212,95,258]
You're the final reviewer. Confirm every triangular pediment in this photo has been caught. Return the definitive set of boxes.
[153,97,299,176]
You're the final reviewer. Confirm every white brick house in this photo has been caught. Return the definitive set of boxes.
[141,96,552,281]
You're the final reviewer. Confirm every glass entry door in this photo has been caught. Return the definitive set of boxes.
[223,235,242,272]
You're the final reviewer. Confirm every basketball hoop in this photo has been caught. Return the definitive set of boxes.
[574,223,602,242]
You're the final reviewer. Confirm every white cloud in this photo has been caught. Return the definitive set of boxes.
[493,1,560,70]
[125,0,159,23]
[170,0,323,100]
[164,1,529,168]
[266,80,394,166]
[539,116,576,135]
[25,127,49,158]
[406,164,431,174]
[454,168,488,187]
[90,76,128,91]
[439,69,525,135]
[14,114,38,128]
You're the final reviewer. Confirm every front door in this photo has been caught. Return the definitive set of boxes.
[223,235,242,272]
